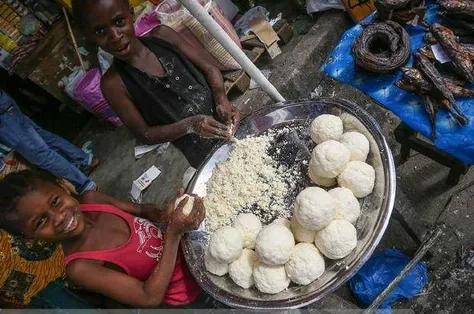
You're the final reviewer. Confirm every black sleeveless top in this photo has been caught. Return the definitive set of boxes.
[114,36,218,168]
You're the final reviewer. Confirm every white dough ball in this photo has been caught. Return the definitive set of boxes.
[337,161,375,198]
[229,249,258,288]
[204,248,228,276]
[308,162,337,187]
[175,194,195,215]
[209,226,243,263]
[255,224,295,265]
[314,219,357,259]
[271,217,291,229]
[253,261,290,294]
[233,213,262,249]
[328,187,361,224]
[340,131,370,162]
[310,140,350,178]
[294,187,336,231]
[290,218,315,243]
[285,243,325,285]
[310,114,344,144]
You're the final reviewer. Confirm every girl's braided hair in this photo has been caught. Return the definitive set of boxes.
[0,170,59,234]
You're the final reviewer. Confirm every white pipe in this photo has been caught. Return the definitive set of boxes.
[177,0,286,103]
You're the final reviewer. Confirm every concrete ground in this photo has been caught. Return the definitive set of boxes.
[75,7,473,312]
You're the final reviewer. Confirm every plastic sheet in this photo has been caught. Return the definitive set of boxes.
[73,68,123,127]
[322,3,474,165]
[348,249,428,309]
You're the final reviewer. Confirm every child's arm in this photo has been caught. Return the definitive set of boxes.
[79,190,170,223]
[67,198,205,307]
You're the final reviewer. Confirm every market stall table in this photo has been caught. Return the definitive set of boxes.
[322,2,474,184]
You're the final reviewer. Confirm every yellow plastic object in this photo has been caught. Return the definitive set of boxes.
[0,32,17,52]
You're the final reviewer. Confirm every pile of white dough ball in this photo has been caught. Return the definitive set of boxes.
[203,114,376,295]
[308,114,375,198]
[205,213,328,294]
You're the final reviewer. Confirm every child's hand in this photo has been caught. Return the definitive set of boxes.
[167,196,205,236]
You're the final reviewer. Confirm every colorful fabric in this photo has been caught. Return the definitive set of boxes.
[322,3,474,164]
[65,203,201,306]
[0,230,65,306]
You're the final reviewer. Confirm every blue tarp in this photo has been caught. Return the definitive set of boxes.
[322,4,474,164]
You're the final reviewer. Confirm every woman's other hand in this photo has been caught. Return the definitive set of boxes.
[188,115,230,139]
[167,196,205,236]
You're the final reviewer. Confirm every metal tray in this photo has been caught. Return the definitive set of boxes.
[183,98,396,309]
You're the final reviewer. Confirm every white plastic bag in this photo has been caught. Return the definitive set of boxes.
[306,0,344,13]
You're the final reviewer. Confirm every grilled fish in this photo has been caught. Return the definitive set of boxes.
[415,52,456,102]
[439,98,469,125]
[399,66,474,96]
[431,23,474,83]
[437,0,474,17]
[423,95,439,139]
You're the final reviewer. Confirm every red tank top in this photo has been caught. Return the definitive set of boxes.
[64,204,200,306]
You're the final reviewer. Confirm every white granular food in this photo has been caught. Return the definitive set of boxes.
[337,161,375,198]
[310,140,350,178]
[308,161,337,187]
[271,217,291,229]
[314,219,357,259]
[204,135,290,232]
[340,131,370,162]
[310,114,344,144]
[253,261,290,294]
[204,248,228,276]
[294,187,336,231]
[233,213,262,249]
[255,224,295,265]
[285,243,325,285]
[175,194,195,215]
[290,217,316,243]
[328,187,361,224]
[229,249,258,289]
[208,226,243,263]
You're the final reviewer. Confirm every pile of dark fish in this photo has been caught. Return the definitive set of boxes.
[397,22,474,139]
[437,0,474,44]
[375,0,427,25]
[352,21,411,73]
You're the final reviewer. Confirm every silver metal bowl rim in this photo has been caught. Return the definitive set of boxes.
[183,98,396,309]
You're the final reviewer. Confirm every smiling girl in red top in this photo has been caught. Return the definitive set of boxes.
[0,170,204,307]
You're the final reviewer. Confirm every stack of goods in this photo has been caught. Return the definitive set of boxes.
[397,21,474,138]
[0,1,27,67]
[201,114,375,294]
[0,0,49,72]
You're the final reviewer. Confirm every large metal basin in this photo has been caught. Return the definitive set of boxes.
[182,98,396,309]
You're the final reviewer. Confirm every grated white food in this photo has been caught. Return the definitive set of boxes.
[204,135,291,232]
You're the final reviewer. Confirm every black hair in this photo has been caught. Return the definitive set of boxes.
[71,0,130,26]
[0,170,59,235]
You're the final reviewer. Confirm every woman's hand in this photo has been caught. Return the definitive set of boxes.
[167,196,205,236]
[216,99,240,125]
[188,115,230,139]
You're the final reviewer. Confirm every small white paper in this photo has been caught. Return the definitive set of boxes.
[431,44,451,64]
[130,165,161,201]
[134,144,160,159]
